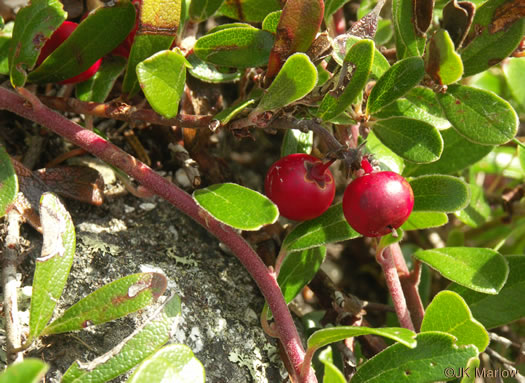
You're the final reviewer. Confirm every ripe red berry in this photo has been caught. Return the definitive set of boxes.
[265,153,336,221]
[36,21,101,84]
[342,171,414,237]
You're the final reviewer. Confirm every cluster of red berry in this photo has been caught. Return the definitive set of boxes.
[265,154,414,237]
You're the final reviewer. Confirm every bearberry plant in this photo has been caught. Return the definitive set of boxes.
[0,0,524,382]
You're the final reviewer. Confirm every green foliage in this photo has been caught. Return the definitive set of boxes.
[0,145,17,217]
[76,56,127,102]
[410,174,470,212]
[218,0,281,22]
[193,183,278,230]
[280,129,313,157]
[0,359,48,383]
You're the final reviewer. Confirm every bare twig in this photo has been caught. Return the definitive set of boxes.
[2,209,23,363]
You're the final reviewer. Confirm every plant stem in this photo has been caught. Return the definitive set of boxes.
[376,245,415,331]
[38,95,217,129]
[387,243,425,331]
[0,86,317,383]
[2,209,23,363]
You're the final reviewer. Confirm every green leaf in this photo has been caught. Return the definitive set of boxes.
[280,129,313,157]
[317,39,374,121]
[365,131,405,173]
[425,29,463,85]
[127,344,205,383]
[375,87,450,130]
[319,347,346,383]
[392,0,426,58]
[0,21,14,75]
[262,11,282,34]
[194,27,274,68]
[8,0,66,87]
[375,19,394,46]
[401,211,449,231]
[366,57,425,115]
[29,193,76,339]
[308,326,417,351]
[0,359,48,383]
[336,36,390,79]
[519,145,525,173]
[437,84,519,145]
[372,117,444,163]
[193,183,278,230]
[460,0,525,77]
[62,295,181,383]
[186,53,242,83]
[189,0,225,21]
[449,255,525,329]
[0,146,18,217]
[351,332,478,383]
[455,184,491,228]
[213,98,258,125]
[504,57,525,108]
[403,127,494,177]
[282,203,361,253]
[122,34,175,96]
[414,247,509,294]
[257,53,317,111]
[76,56,127,103]
[27,2,135,84]
[137,50,188,119]
[265,0,324,78]
[410,174,469,212]
[218,0,281,22]
[324,0,352,22]
[42,272,167,335]
[421,291,489,352]
[278,246,326,304]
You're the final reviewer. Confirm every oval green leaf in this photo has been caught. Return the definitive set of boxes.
[366,56,425,116]
[8,0,66,87]
[414,247,509,294]
[218,0,281,22]
[0,359,48,383]
[42,272,167,335]
[29,192,76,339]
[460,0,525,77]
[189,0,225,21]
[437,84,518,145]
[27,2,135,84]
[504,58,525,108]
[62,295,181,383]
[421,291,489,352]
[137,50,188,119]
[194,27,274,68]
[278,246,326,304]
[410,174,469,212]
[282,203,361,253]
[76,56,127,103]
[352,332,478,383]
[257,53,317,111]
[455,184,491,228]
[127,344,205,383]
[186,53,242,83]
[401,211,449,231]
[308,326,417,351]
[280,129,313,157]
[374,87,450,131]
[449,255,525,329]
[262,11,282,34]
[365,130,405,173]
[318,39,374,121]
[372,117,444,163]
[319,347,346,383]
[392,0,426,58]
[0,146,18,217]
[403,127,494,177]
[334,35,390,79]
[425,29,463,85]
[193,183,278,231]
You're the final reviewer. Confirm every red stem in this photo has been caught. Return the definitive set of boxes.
[0,87,317,383]
[376,245,415,331]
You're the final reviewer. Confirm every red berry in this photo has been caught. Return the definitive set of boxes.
[342,171,414,237]
[265,153,335,221]
[36,21,101,84]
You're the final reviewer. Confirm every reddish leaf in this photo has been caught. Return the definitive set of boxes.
[266,0,324,80]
